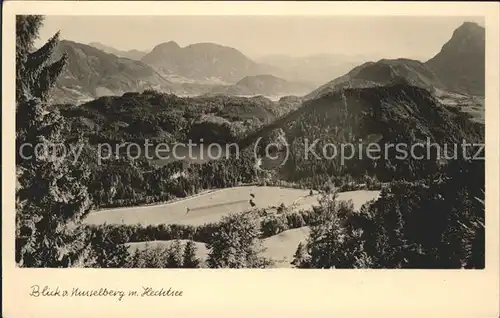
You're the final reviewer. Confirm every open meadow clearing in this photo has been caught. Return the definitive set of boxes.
[124,227,312,268]
[84,186,380,226]
[116,187,380,267]
[84,186,313,226]
[261,226,311,268]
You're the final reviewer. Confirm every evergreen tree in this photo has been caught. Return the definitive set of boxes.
[165,240,183,268]
[182,240,200,268]
[86,226,130,268]
[291,242,310,268]
[466,194,485,269]
[305,193,358,268]
[207,212,271,268]
[149,246,169,268]
[261,213,287,237]
[126,249,144,268]
[15,15,95,267]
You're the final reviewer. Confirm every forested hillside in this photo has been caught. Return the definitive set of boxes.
[59,90,295,147]
[241,84,484,188]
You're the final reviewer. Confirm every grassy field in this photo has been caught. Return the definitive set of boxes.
[84,186,380,226]
[113,186,380,267]
[262,226,311,268]
[124,227,311,268]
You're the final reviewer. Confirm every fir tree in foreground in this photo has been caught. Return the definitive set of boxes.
[165,239,183,268]
[124,240,201,268]
[15,15,95,267]
[207,212,273,268]
[291,242,310,268]
[182,240,201,268]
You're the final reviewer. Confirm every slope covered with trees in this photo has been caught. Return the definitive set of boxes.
[292,159,485,269]
[240,84,484,189]
[59,89,306,155]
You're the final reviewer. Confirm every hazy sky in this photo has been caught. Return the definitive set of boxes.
[36,15,485,61]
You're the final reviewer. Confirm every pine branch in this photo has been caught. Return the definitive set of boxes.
[32,53,68,101]
[26,31,61,81]
[16,15,44,60]
[16,15,45,103]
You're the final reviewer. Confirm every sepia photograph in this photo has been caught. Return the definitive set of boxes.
[14,14,488,269]
[3,1,499,317]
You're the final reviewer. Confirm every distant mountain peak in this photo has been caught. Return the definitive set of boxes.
[155,41,181,51]
[186,42,225,48]
[425,21,485,96]
[141,41,270,83]
[451,21,485,42]
[457,21,484,31]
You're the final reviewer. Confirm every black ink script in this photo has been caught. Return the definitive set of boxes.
[30,285,69,297]
[71,287,126,301]
[141,287,184,297]
[29,285,126,301]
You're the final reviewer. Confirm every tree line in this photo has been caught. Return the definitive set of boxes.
[292,159,485,269]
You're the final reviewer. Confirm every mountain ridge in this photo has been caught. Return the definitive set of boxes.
[52,40,173,104]
[304,58,444,100]
[209,74,315,97]
[141,41,278,83]
[88,42,148,60]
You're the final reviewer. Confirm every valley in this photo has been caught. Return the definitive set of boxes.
[89,186,380,267]
[84,186,380,226]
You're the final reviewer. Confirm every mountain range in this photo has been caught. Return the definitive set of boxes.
[306,22,485,99]
[54,41,311,104]
[53,21,485,105]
